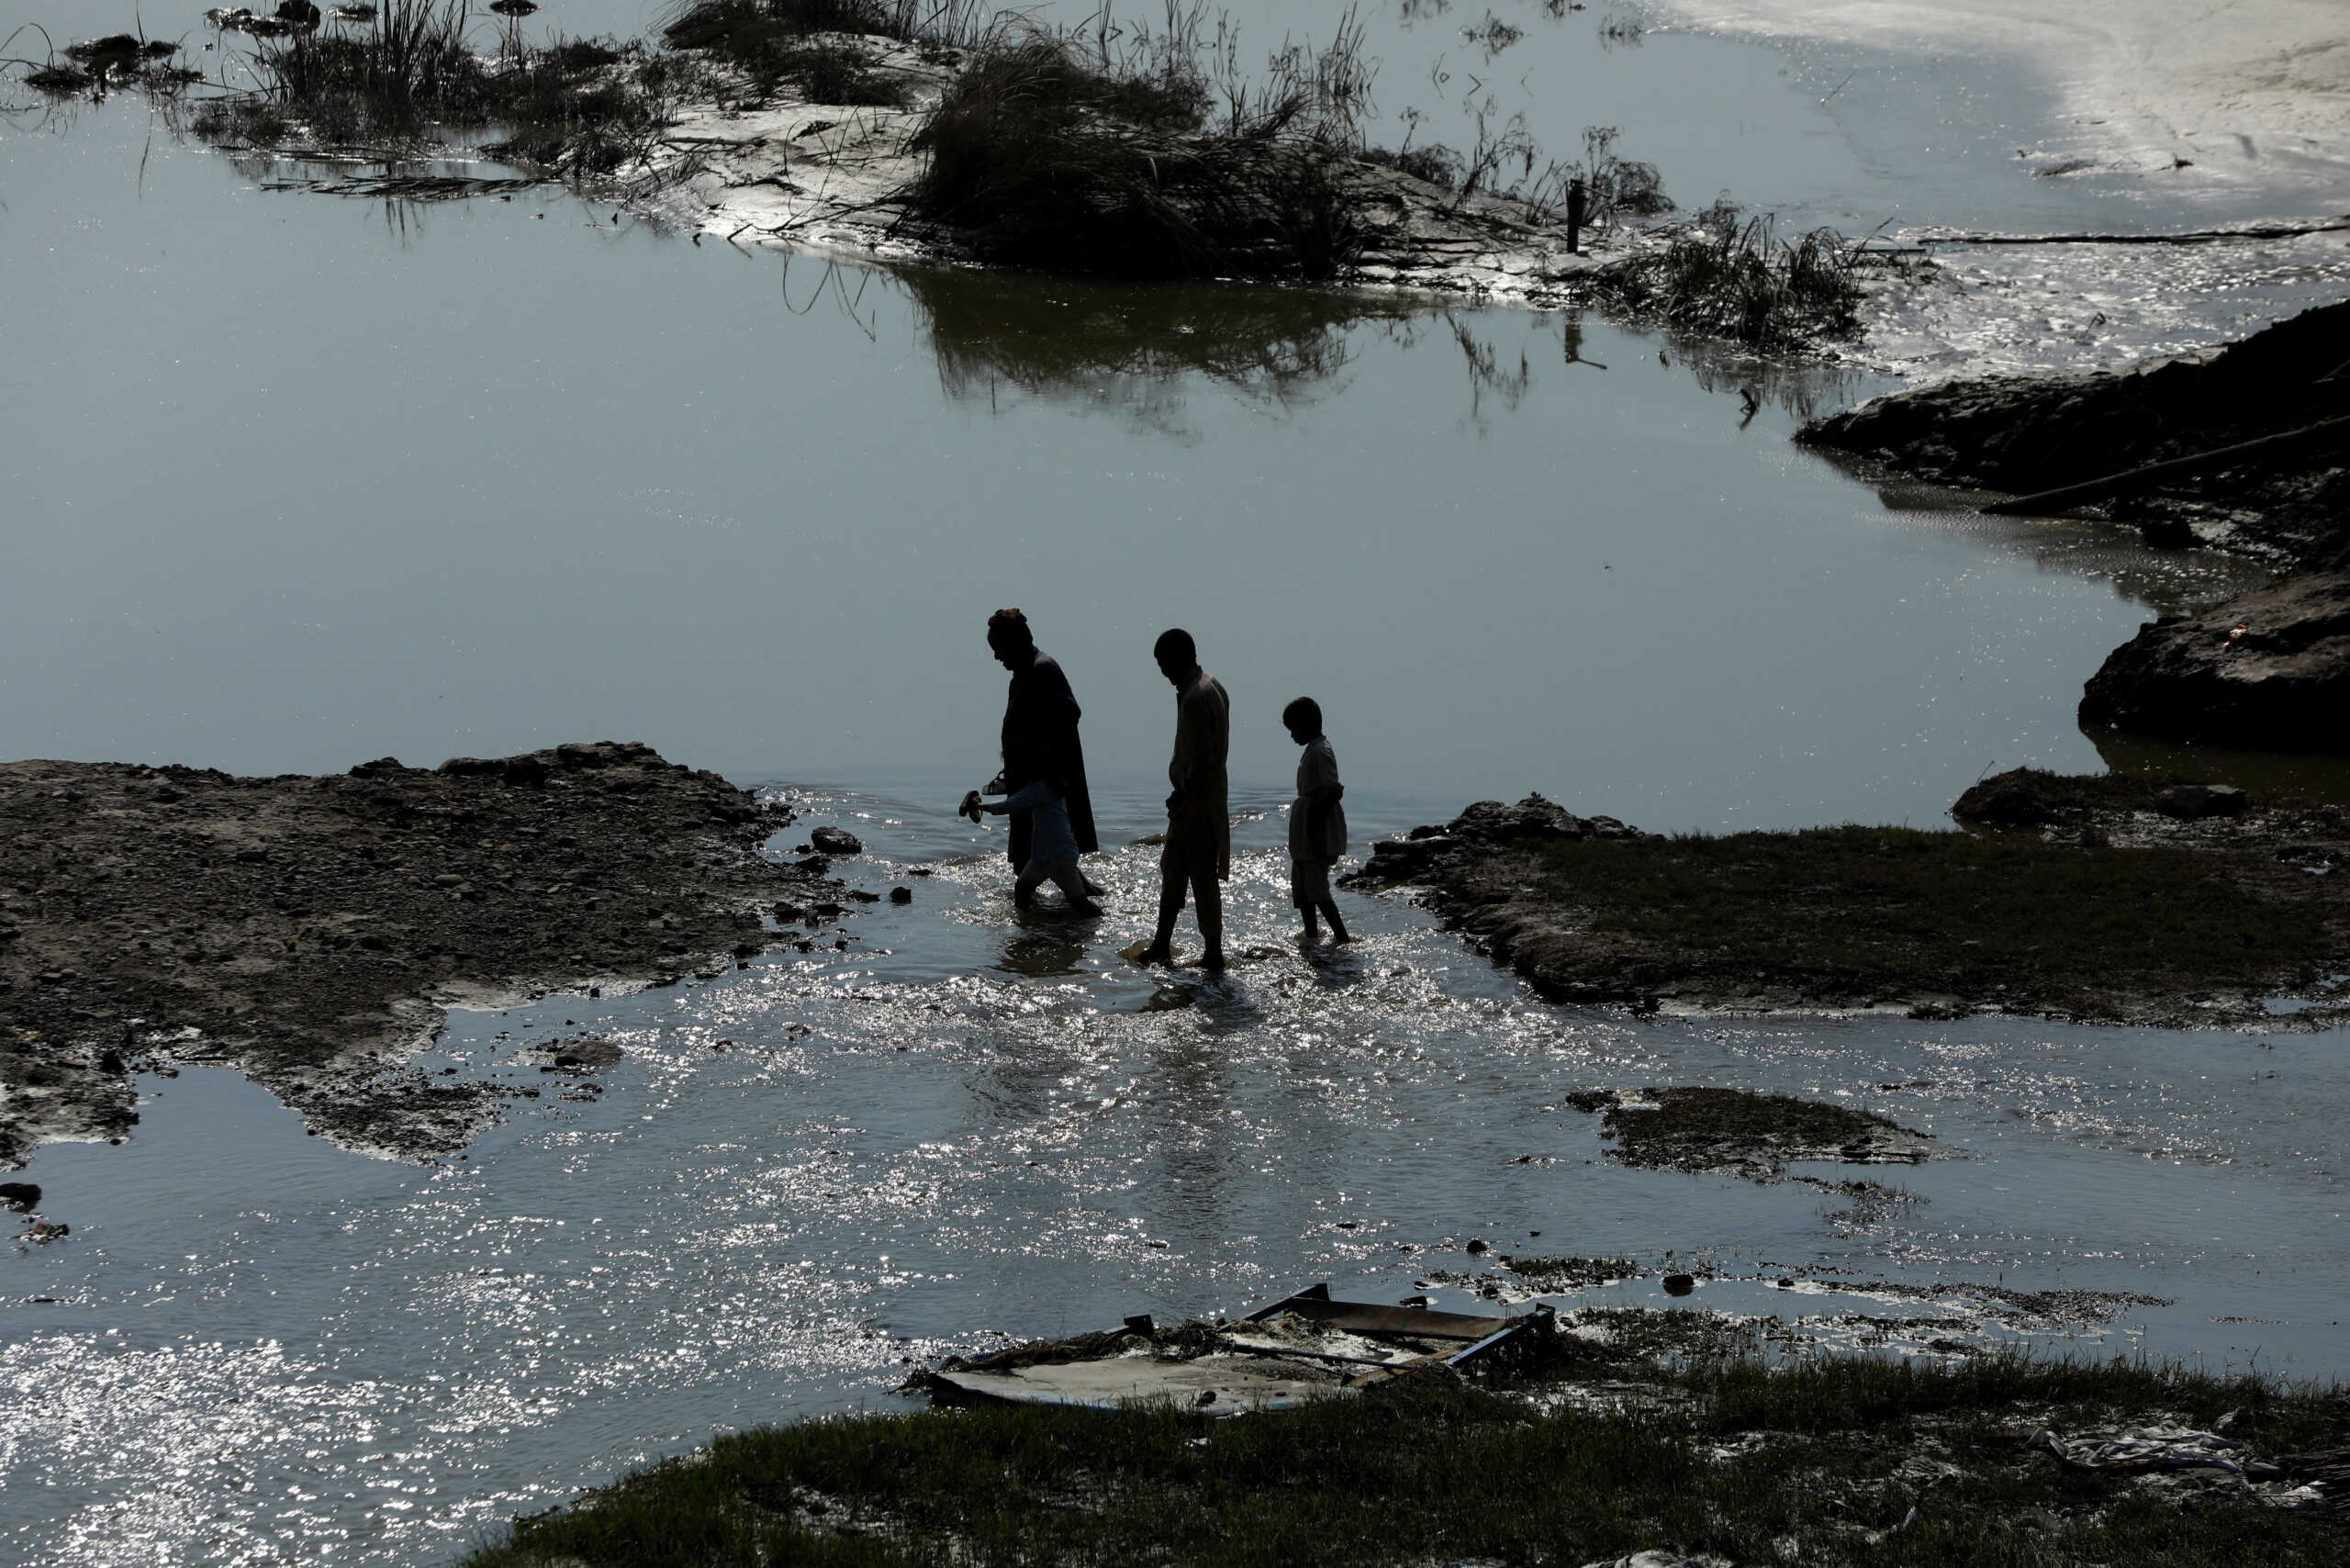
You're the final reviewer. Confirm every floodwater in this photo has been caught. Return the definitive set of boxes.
[6,3,2350,1563]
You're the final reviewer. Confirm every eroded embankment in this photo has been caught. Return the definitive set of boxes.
[0,742,839,1168]
[1343,782,2350,1026]
[1799,302,2350,751]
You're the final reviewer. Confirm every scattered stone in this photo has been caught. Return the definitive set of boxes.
[1662,1273,1695,1296]
[0,1182,38,1210]
[890,886,912,903]
[1465,1238,1490,1255]
[810,826,864,855]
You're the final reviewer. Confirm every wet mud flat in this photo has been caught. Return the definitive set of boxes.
[459,1342,2350,1566]
[0,742,837,1169]
[1345,785,2350,1026]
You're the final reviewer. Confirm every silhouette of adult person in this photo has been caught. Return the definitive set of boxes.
[984,609,1099,876]
[1136,628,1229,974]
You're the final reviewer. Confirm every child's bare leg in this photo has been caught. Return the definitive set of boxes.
[1316,898,1350,943]
[1045,862,1101,916]
[1013,864,1045,909]
[1299,902,1321,940]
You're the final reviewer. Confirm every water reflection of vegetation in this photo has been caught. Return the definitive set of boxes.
[894,264,1417,422]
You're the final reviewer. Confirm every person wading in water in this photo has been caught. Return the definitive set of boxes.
[1134,627,1230,974]
[979,609,1101,890]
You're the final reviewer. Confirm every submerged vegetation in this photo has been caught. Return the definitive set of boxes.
[458,1355,2347,1566]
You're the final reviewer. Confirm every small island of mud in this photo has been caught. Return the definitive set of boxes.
[1346,779,2350,1026]
[0,742,840,1169]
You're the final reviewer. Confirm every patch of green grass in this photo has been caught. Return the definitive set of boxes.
[1529,823,2331,1007]
[458,1355,2346,1568]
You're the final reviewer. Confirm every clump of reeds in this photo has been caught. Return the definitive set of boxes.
[901,13,1375,280]
[193,0,673,171]
[1595,198,1862,350]
[657,0,978,104]
[1359,141,1462,189]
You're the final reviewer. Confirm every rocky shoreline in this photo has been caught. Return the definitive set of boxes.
[0,742,841,1170]
[1346,782,2350,1027]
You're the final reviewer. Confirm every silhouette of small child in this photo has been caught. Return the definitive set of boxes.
[1282,697,1350,944]
[962,779,1101,915]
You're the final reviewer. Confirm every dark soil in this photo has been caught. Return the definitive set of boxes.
[1797,300,2350,567]
[1572,1087,1932,1178]
[1345,785,2350,1026]
[0,742,839,1169]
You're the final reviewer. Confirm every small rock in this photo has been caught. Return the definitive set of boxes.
[0,1183,39,1211]
[28,1220,71,1243]
[810,826,863,855]
[433,873,464,888]
[2154,783,2249,819]
[845,889,880,903]
[552,1037,623,1069]
[1662,1273,1696,1296]
[1465,1238,1489,1255]
[890,886,912,903]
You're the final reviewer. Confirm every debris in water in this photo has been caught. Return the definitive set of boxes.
[917,1282,1567,1411]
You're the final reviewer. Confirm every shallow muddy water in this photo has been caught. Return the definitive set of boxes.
[6,8,2350,1563]
[6,782,2347,1565]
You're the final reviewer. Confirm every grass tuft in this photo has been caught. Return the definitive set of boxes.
[191,0,680,165]
[901,15,1374,279]
[1528,823,2331,1007]
[1596,196,1862,349]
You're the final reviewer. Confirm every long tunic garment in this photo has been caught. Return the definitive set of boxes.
[1001,648,1099,872]
[1165,668,1231,879]
[1289,735,1347,864]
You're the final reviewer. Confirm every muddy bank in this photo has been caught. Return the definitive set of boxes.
[1344,784,2350,1026]
[2078,566,2350,753]
[1797,304,2350,750]
[1797,300,2350,567]
[625,36,1616,301]
[0,742,838,1169]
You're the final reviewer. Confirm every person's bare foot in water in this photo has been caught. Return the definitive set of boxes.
[1200,946,1226,976]
[1130,940,1175,966]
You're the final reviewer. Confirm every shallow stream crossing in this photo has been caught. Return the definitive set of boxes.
[6,10,2350,1562]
